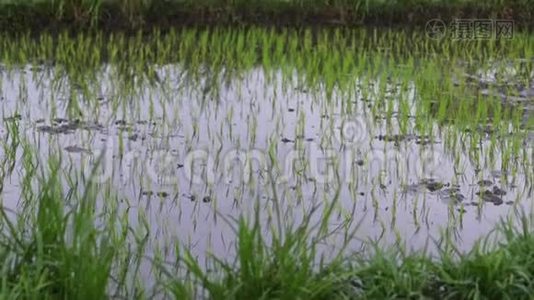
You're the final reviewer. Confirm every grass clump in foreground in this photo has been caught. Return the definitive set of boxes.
[0,159,130,298]
[1,153,534,299]
[168,212,534,299]
[0,0,533,30]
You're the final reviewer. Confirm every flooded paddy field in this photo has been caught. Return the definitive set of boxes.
[0,28,533,297]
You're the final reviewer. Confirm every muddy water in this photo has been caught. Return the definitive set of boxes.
[0,62,533,264]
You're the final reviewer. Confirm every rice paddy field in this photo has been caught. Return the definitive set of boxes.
[0,26,533,298]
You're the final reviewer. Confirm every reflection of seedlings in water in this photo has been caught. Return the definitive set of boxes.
[183,194,195,201]
[294,86,308,93]
[202,196,212,203]
[38,125,74,134]
[404,179,451,194]
[477,190,504,205]
[414,136,435,146]
[491,170,503,178]
[421,178,444,192]
[439,187,465,204]
[492,186,507,196]
[83,122,105,131]
[53,118,69,124]
[479,124,495,135]
[377,134,402,142]
[281,137,294,143]
[64,145,91,154]
[375,134,436,146]
[4,114,21,121]
[404,183,421,194]
[354,159,364,166]
[477,180,493,187]
[492,198,504,206]
[37,119,104,135]
[142,191,154,196]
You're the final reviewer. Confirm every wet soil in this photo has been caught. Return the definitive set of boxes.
[0,2,532,32]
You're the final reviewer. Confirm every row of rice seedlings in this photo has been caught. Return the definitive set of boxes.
[2,63,530,200]
[1,28,532,81]
[1,30,532,111]
[1,70,532,199]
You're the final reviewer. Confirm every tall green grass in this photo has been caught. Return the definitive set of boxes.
[0,141,134,298]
